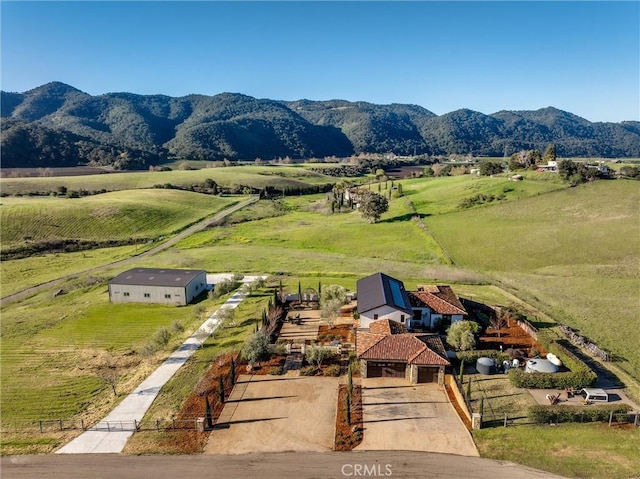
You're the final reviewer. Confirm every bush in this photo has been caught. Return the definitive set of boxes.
[300,365,318,376]
[324,364,341,377]
[529,404,632,424]
[509,368,597,389]
[268,366,284,375]
[152,327,171,348]
[456,349,509,364]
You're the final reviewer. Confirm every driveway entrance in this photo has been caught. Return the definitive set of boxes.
[355,378,478,456]
[205,375,338,455]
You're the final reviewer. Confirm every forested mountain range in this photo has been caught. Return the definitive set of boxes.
[1,82,638,169]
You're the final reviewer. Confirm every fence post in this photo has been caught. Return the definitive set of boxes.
[504,412,507,427]
[156,419,160,431]
[39,420,43,433]
[134,419,138,431]
[59,419,63,431]
[107,422,111,431]
[636,412,639,427]
[81,419,84,431]
[172,419,175,431]
[609,411,613,426]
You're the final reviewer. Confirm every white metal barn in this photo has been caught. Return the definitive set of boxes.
[108,268,207,306]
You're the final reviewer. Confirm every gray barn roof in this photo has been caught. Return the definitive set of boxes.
[356,272,412,315]
[109,268,206,288]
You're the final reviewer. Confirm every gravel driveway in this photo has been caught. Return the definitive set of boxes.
[205,375,339,455]
[355,378,479,456]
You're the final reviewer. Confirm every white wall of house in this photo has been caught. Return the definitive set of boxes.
[409,309,465,329]
[359,305,410,329]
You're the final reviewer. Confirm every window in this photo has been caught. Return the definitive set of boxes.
[123,292,130,297]
[144,293,150,298]
[400,314,405,323]
[164,294,171,299]
[373,314,379,320]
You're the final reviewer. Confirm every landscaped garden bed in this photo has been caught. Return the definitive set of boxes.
[334,384,363,451]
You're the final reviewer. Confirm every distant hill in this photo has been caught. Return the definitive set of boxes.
[1,82,639,168]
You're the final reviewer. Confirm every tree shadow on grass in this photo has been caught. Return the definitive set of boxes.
[378,213,431,224]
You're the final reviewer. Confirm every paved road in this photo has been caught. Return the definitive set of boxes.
[56,279,262,454]
[1,451,567,479]
[0,196,259,306]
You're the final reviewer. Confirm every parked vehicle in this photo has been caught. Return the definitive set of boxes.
[577,388,609,403]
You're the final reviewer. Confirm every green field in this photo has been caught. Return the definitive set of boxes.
[424,180,640,379]
[1,189,238,249]
[1,167,638,464]
[0,164,335,196]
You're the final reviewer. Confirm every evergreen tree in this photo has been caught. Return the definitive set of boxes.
[204,395,213,429]
[230,358,236,386]
[459,360,465,384]
[543,143,557,163]
[218,376,225,404]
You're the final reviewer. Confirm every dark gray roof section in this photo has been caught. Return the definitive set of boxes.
[109,268,206,288]
[356,272,413,315]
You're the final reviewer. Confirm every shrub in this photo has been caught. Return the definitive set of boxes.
[529,404,632,424]
[324,364,341,377]
[241,332,271,365]
[300,365,318,376]
[457,349,510,364]
[170,321,184,333]
[152,327,170,348]
[509,368,597,389]
[268,366,284,375]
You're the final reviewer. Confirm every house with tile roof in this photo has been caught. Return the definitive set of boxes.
[357,319,450,384]
[356,272,413,330]
[408,285,467,330]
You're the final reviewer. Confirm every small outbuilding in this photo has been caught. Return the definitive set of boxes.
[109,267,207,306]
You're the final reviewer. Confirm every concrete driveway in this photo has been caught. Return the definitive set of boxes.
[355,378,479,457]
[205,375,338,455]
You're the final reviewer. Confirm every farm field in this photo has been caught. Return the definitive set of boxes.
[0,245,152,297]
[1,189,239,249]
[0,164,335,196]
[425,180,640,380]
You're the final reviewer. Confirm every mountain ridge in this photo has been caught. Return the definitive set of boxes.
[1,82,638,168]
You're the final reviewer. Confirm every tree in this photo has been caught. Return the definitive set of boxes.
[489,312,507,338]
[423,166,435,177]
[241,331,271,366]
[306,344,334,370]
[358,192,389,223]
[446,320,480,351]
[320,285,348,324]
[96,353,119,396]
[478,160,503,176]
[218,376,225,404]
[230,358,236,386]
[459,359,465,384]
[543,143,557,163]
[375,168,385,179]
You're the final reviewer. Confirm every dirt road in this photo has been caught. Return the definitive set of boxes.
[1,451,566,479]
[0,196,258,306]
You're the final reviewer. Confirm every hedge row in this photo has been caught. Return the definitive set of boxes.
[529,404,632,424]
[509,339,597,389]
[510,368,597,389]
[457,350,510,364]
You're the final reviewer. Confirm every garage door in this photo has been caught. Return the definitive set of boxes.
[367,362,405,378]
[418,367,438,383]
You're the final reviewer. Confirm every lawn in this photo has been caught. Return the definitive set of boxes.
[474,423,640,479]
[0,189,238,249]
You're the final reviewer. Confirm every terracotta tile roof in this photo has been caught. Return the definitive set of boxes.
[358,333,450,367]
[356,331,386,356]
[409,285,467,316]
[369,318,407,336]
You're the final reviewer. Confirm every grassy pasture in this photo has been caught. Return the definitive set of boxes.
[0,279,226,425]
[0,165,334,196]
[425,180,640,379]
[0,189,237,249]
[0,245,147,297]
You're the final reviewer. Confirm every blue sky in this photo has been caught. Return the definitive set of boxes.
[1,1,638,122]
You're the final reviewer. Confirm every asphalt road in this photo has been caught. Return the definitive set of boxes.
[1,451,567,479]
[0,196,259,306]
